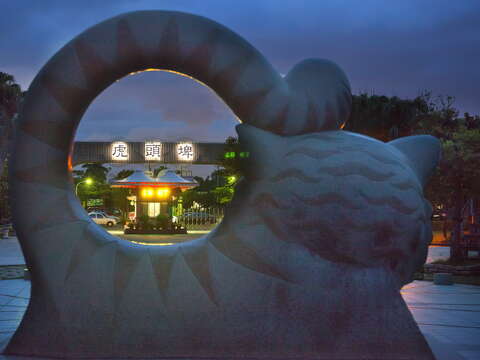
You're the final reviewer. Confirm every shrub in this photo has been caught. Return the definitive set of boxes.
[155,214,170,230]
[138,215,152,230]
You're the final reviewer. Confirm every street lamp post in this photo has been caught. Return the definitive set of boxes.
[75,178,93,197]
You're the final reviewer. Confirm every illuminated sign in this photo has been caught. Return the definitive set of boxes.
[111,141,129,161]
[144,141,162,161]
[176,142,194,161]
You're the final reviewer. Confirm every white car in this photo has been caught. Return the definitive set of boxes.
[88,213,117,227]
[89,211,121,222]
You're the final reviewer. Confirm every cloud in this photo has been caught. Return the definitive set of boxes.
[2,0,479,143]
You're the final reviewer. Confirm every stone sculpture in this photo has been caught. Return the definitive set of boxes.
[7,10,439,359]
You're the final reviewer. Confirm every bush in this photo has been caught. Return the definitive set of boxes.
[155,214,171,230]
[138,215,152,230]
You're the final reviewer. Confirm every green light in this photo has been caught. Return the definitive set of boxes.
[224,151,236,159]
[85,178,93,185]
[228,175,236,184]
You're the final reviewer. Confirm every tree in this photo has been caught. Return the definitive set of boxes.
[0,72,24,219]
[0,72,24,177]
[421,126,480,261]
[411,94,480,262]
[80,163,110,183]
[74,163,111,209]
[344,93,423,141]
[0,158,9,221]
[346,91,480,262]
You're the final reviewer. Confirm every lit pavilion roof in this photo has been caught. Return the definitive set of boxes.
[110,170,197,189]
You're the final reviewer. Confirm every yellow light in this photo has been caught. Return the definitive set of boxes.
[85,178,93,185]
[142,188,154,197]
[157,188,170,198]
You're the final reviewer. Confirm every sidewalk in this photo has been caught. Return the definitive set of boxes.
[0,239,24,267]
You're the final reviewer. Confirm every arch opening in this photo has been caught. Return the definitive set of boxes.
[73,68,239,246]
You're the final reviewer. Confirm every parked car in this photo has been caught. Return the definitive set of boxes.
[177,211,217,224]
[88,211,121,223]
[88,213,117,227]
[87,207,123,219]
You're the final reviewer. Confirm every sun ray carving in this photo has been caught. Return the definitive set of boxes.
[149,250,177,305]
[210,228,291,282]
[181,246,218,306]
[116,18,147,72]
[65,225,112,281]
[155,16,182,70]
[20,119,75,152]
[41,73,91,116]
[74,38,114,91]
[13,159,69,190]
[113,248,145,309]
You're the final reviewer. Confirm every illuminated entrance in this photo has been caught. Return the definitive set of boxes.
[110,169,197,222]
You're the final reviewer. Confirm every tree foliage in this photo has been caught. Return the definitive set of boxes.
[0,72,24,219]
[348,92,480,261]
[344,93,425,141]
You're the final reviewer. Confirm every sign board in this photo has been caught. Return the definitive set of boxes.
[111,141,129,161]
[144,141,162,161]
[87,198,104,207]
[176,142,194,161]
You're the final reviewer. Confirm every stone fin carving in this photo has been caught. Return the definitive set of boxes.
[388,135,441,186]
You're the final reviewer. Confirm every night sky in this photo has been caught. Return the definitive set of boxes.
[1,0,479,143]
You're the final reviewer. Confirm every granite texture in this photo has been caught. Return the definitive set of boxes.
[7,10,440,359]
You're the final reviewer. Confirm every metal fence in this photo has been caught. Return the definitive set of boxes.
[176,207,224,231]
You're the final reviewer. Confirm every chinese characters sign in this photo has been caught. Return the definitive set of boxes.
[144,141,162,161]
[111,141,129,161]
[177,142,194,161]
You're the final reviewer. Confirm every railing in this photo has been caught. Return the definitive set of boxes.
[176,207,224,231]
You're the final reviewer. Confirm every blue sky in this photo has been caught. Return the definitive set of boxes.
[1,0,479,142]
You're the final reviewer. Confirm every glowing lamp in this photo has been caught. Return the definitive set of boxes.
[142,188,154,197]
[157,188,170,198]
